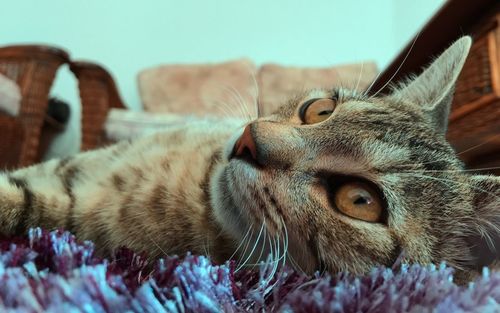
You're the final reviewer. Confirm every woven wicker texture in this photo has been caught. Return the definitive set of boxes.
[453,35,494,111]
[0,45,69,167]
[0,115,25,169]
[70,61,126,151]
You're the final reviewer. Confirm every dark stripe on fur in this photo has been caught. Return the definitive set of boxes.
[8,176,34,234]
[58,165,80,233]
[111,174,126,192]
[390,243,403,267]
[55,157,73,173]
[148,185,167,220]
[307,234,327,274]
[263,186,286,220]
[199,150,222,208]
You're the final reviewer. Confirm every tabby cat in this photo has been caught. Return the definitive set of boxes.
[0,36,498,282]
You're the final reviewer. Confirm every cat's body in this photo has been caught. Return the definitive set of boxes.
[0,118,242,262]
[0,37,499,282]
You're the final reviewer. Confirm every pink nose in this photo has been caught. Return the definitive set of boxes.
[232,124,257,161]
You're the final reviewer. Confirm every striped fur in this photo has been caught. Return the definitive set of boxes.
[0,119,242,262]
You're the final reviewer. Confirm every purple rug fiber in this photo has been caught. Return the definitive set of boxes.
[0,228,498,312]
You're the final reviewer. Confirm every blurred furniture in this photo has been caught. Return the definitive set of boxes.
[138,60,377,118]
[370,0,500,175]
[4,0,497,172]
[72,59,376,150]
[70,61,126,151]
[0,45,69,169]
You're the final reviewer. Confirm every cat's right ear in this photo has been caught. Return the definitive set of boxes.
[465,175,500,270]
[388,36,472,135]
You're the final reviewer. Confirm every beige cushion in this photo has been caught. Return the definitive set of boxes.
[0,73,21,116]
[257,62,378,115]
[138,59,258,118]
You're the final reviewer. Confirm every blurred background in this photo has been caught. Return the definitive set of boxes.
[2,0,444,108]
[0,0,447,158]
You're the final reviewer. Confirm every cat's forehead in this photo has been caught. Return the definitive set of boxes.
[267,87,458,172]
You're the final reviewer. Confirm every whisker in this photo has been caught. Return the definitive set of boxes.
[353,61,365,92]
[237,223,269,269]
[456,133,500,156]
[225,85,249,119]
[266,230,288,293]
[399,172,500,201]
[236,228,255,269]
[206,84,249,120]
[278,217,288,265]
[146,233,168,257]
[217,98,245,120]
[236,220,266,272]
[229,224,253,261]
[331,67,346,92]
[260,231,276,288]
[246,63,260,118]
[201,91,239,119]
[224,85,253,121]
[400,166,500,174]
[397,155,466,170]
[288,253,306,276]
[207,96,239,119]
[262,236,277,294]
[365,30,421,97]
[204,236,211,258]
[254,222,267,267]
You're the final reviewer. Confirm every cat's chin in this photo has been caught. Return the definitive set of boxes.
[209,163,257,245]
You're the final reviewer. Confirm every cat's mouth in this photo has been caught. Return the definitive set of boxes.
[230,146,262,168]
[225,161,285,233]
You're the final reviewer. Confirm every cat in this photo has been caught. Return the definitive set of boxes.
[0,36,498,282]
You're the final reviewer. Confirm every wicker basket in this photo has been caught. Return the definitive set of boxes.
[450,32,499,120]
[447,13,500,170]
[0,45,69,167]
[70,61,126,151]
[0,115,25,169]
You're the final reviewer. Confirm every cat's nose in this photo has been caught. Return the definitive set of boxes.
[231,124,259,164]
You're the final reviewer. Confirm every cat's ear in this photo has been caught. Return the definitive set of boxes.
[389,36,472,134]
[465,175,500,269]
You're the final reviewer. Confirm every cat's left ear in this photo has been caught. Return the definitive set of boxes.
[388,36,472,134]
[466,175,500,269]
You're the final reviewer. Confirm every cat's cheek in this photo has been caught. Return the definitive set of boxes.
[209,166,248,239]
[210,163,262,238]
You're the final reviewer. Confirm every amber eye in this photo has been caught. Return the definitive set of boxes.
[334,181,384,222]
[299,98,336,124]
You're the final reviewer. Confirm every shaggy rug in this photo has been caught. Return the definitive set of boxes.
[0,228,498,312]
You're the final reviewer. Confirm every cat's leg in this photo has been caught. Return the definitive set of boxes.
[0,147,117,236]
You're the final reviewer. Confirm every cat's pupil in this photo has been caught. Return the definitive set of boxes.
[353,197,369,205]
[318,110,332,116]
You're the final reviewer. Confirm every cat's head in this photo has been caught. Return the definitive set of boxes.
[212,36,500,279]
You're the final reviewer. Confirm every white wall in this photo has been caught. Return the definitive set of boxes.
[0,0,444,157]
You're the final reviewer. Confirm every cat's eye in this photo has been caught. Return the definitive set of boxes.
[334,181,383,223]
[299,98,336,124]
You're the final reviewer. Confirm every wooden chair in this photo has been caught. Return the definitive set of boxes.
[70,61,126,151]
[0,45,69,169]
